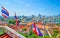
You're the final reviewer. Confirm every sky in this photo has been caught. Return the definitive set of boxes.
[0,0,60,16]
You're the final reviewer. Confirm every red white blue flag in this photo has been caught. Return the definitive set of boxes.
[1,6,9,18]
[32,23,36,32]
[14,12,19,26]
[32,22,43,36]
[36,26,43,36]
[14,12,17,19]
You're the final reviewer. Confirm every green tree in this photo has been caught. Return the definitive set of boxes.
[44,35,50,38]
[0,28,5,35]
[52,29,59,37]
[22,28,27,31]
[7,23,11,26]
[57,22,60,26]
[8,19,15,24]
[56,33,60,38]
[18,31,28,38]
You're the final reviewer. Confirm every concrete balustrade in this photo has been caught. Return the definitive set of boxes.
[0,26,25,38]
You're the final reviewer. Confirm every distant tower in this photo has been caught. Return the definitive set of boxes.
[38,14,41,18]
[38,14,42,22]
[32,15,35,18]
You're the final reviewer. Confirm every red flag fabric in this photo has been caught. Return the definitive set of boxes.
[32,21,43,36]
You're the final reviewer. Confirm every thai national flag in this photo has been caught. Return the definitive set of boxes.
[32,22,43,36]
[32,23,36,32]
[14,12,17,19]
[14,12,19,26]
[36,26,43,36]
[1,6,9,18]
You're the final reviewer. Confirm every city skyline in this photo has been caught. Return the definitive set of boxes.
[0,0,60,16]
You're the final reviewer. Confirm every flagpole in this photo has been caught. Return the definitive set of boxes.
[14,12,20,31]
[43,21,51,37]
[44,26,52,37]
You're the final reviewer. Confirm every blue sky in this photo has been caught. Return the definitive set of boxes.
[0,0,60,16]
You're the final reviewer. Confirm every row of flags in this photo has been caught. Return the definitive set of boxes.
[1,6,19,26]
[1,6,44,36]
[1,6,51,37]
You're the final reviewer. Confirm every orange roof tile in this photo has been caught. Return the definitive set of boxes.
[37,24,44,29]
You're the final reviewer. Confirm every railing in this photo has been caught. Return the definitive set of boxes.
[0,26,26,38]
